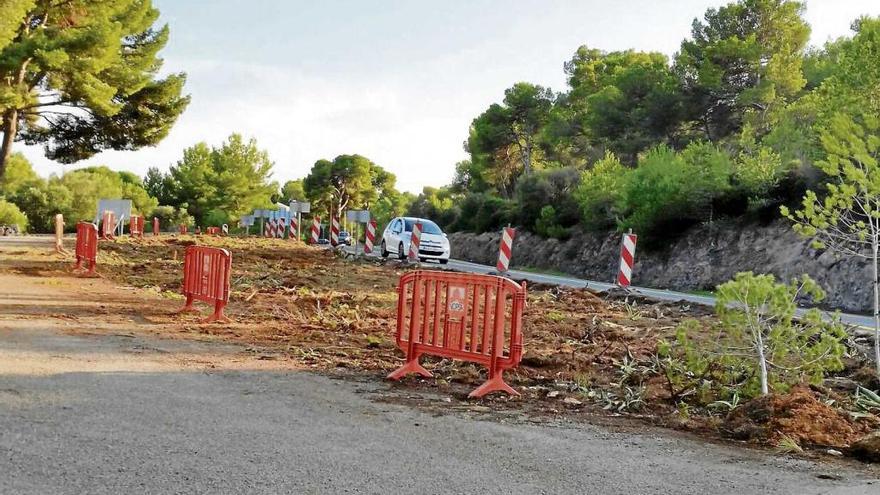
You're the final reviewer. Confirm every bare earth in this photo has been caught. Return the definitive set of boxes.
[1,238,879,494]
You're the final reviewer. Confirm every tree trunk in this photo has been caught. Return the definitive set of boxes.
[873,240,880,377]
[0,109,19,182]
[756,332,769,396]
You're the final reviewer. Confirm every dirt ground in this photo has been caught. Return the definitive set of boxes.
[3,234,879,462]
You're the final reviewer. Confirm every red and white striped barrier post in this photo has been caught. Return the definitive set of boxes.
[277,215,286,239]
[289,213,298,241]
[617,232,638,287]
[407,222,422,262]
[152,217,160,236]
[496,227,516,274]
[310,217,320,244]
[330,215,340,247]
[364,219,377,254]
[263,215,271,237]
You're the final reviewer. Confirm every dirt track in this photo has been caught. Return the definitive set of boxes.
[1,237,879,493]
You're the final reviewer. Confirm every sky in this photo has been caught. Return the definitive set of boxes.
[17,0,880,193]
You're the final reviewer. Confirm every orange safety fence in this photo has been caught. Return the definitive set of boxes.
[388,270,526,398]
[176,245,232,323]
[179,224,188,234]
[205,226,221,236]
[73,221,98,277]
[100,211,116,240]
[130,215,144,238]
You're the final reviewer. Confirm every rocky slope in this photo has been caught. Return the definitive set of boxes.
[449,219,871,313]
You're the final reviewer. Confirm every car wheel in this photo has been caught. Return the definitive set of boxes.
[398,242,406,260]
[439,259,448,265]
[380,240,389,258]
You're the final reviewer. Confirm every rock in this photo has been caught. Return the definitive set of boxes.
[547,391,560,398]
[826,449,843,457]
[563,397,582,406]
[850,431,880,463]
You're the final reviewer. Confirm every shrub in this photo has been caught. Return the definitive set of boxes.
[515,167,580,233]
[575,151,629,230]
[658,272,847,403]
[621,143,732,238]
[0,199,28,231]
[535,205,568,239]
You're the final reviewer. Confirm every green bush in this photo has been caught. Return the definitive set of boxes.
[535,205,568,239]
[575,151,629,230]
[658,272,847,403]
[203,208,230,228]
[620,143,732,237]
[515,167,580,233]
[151,205,194,229]
[0,199,28,231]
[450,192,514,233]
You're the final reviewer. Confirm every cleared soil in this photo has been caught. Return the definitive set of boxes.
[3,234,879,461]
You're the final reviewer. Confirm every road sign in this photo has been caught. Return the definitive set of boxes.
[289,201,311,214]
[346,210,370,223]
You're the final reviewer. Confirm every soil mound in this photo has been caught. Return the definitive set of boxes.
[723,386,861,448]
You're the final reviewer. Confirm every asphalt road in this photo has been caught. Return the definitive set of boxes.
[1,327,878,495]
[344,244,875,329]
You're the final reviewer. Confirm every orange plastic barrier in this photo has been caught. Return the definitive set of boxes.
[129,215,144,238]
[206,226,221,236]
[179,224,188,234]
[388,270,526,397]
[176,246,232,323]
[100,211,116,240]
[73,222,98,276]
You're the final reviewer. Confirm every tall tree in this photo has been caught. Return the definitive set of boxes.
[281,179,305,201]
[168,134,276,223]
[674,0,810,141]
[563,47,684,163]
[303,155,379,217]
[0,0,190,181]
[466,83,553,197]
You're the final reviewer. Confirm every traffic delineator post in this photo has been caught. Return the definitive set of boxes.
[176,245,232,323]
[364,219,377,254]
[330,215,340,246]
[388,270,527,398]
[310,217,320,244]
[617,232,637,287]
[179,224,188,235]
[496,227,515,274]
[407,222,422,263]
[73,222,99,277]
[289,214,298,241]
[152,217,160,236]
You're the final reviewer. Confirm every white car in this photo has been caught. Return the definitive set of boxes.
[380,217,450,264]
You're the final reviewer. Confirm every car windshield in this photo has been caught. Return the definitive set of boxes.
[404,219,442,235]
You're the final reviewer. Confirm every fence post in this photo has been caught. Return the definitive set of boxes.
[54,214,67,254]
